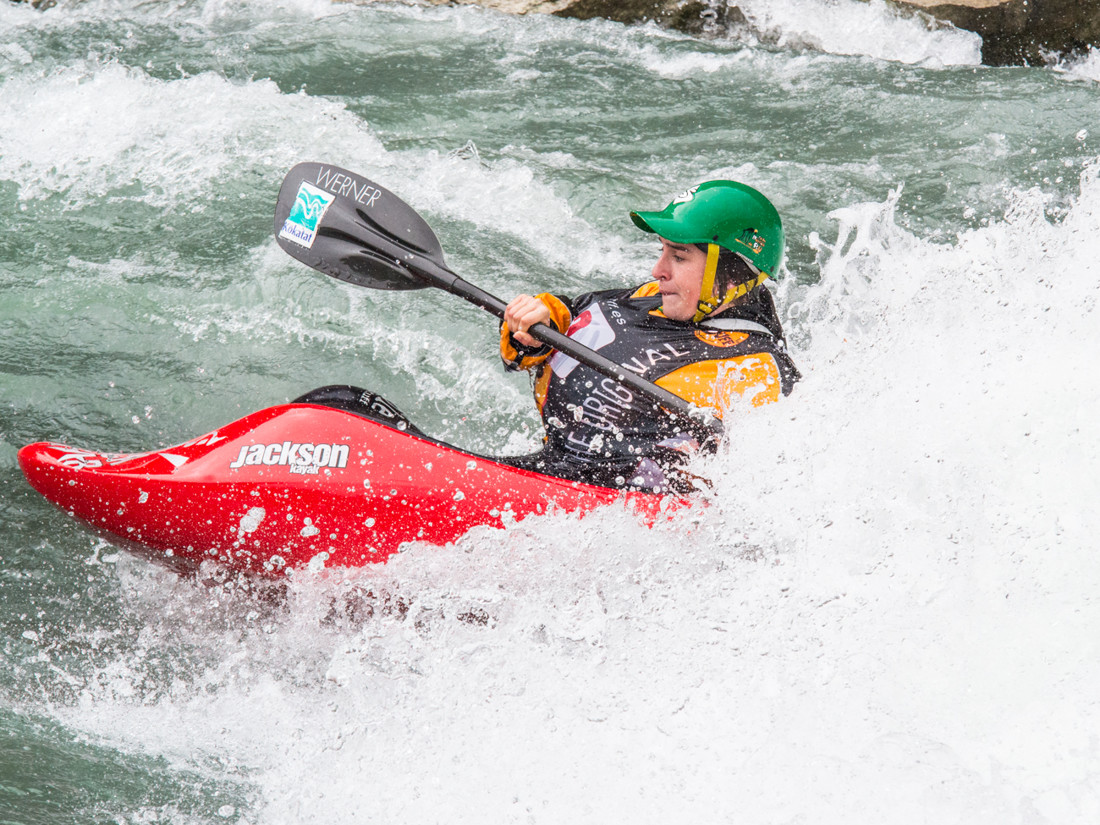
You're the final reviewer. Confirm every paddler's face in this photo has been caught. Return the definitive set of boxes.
[652,238,707,321]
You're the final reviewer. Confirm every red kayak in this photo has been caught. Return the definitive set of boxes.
[18,386,690,576]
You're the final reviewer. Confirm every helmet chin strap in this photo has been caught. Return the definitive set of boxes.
[691,244,769,323]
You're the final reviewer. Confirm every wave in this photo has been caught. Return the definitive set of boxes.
[35,160,1100,825]
[1051,45,1100,84]
[713,0,983,66]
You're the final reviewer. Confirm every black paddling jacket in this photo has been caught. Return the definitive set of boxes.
[500,282,799,490]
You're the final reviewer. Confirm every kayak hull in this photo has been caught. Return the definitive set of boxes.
[18,392,685,575]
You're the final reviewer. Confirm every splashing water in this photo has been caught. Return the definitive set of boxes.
[2,1,1099,823]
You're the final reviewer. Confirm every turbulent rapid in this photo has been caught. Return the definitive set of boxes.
[1,0,1098,822]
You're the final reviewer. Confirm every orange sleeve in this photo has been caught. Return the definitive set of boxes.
[500,293,572,371]
[655,353,784,419]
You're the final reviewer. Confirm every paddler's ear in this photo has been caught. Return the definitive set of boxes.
[715,251,758,294]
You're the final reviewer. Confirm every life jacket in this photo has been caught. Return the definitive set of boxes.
[501,282,799,470]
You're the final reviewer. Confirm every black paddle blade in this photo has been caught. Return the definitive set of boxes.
[275,162,447,291]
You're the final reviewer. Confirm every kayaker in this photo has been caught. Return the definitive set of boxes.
[500,180,800,493]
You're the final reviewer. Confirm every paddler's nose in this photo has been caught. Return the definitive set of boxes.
[652,248,673,282]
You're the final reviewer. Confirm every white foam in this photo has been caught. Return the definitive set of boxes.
[88,161,1098,823]
[628,38,761,78]
[392,146,621,278]
[726,0,983,66]
[1052,45,1100,84]
[0,60,386,208]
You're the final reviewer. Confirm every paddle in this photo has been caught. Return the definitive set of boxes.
[273,162,715,435]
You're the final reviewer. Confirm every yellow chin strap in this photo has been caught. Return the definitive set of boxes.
[691,244,769,323]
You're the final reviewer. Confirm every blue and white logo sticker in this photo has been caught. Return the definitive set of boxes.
[279,181,335,249]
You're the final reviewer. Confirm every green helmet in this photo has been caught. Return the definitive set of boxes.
[630,180,784,277]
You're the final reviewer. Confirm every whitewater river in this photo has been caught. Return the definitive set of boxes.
[2,0,1099,822]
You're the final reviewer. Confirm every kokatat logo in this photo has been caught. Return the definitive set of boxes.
[279,182,335,249]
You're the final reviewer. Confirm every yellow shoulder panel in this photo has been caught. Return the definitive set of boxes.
[655,353,783,419]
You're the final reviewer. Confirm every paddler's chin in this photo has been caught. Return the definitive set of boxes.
[659,291,696,321]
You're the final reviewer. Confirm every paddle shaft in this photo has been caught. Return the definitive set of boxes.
[400,252,708,422]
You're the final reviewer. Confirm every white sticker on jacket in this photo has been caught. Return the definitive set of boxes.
[550,302,616,379]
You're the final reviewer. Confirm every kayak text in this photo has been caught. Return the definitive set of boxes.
[229,442,350,472]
